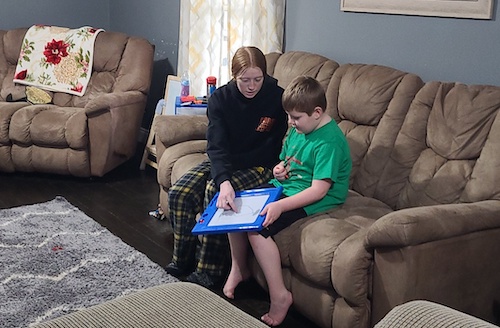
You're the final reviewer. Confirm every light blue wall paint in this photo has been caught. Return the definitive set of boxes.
[285,0,500,86]
[0,0,179,65]
[109,0,179,66]
[108,0,180,128]
[0,0,110,30]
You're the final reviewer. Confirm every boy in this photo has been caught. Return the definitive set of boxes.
[223,76,352,326]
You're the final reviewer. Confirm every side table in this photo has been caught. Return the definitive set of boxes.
[140,76,207,170]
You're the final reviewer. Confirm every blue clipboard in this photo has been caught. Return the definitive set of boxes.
[191,186,283,235]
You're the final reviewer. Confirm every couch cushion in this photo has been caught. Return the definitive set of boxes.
[269,51,339,91]
[392,82,500,208]
[0,102,29,143]
[10,144,90,176]
[0,29,27,102]
[172,152,208,183]
[275,190,392,288]
[428,83,499,160]
[328,64,424,208]
[7,104,90,176]
[9,105,88,149]
[0,102,30,172]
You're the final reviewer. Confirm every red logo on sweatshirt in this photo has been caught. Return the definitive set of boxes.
[256,117,275,132]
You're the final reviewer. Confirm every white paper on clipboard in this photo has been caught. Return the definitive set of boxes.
[207,194,269,227]
[191,186,283,235]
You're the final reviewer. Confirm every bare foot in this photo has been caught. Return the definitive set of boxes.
[223,268,250,299]
[261,290,293,326]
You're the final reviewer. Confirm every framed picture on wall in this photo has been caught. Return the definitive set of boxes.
[340,0,494,19]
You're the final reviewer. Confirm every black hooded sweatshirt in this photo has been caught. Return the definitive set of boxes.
[206,75,288,187]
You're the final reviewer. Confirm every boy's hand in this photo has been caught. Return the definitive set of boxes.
[260,201,284,227]
[273,162,288,181]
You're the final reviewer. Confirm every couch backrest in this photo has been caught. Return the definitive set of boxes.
[0,28,26,101]
[266,51,339,91]
[328,64,424,205]
[381,81,500,209]
[0,27,153,107]
[267,50,499,210]
[267,51,425,209]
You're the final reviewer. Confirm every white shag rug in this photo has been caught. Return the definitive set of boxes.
[0,196,177,328]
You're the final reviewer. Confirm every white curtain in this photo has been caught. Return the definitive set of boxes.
[178,0,285,97]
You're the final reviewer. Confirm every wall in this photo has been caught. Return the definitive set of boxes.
[110,0,179,65]
[109,0,180,130]
[0,0,110,30]
[285,0,500,86]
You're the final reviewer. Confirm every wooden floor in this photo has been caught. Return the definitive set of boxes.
[0,149,319,328]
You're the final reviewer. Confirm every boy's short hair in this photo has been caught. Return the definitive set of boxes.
[282,76,326,115]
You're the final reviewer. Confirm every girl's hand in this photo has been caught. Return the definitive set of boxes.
[217,180,237,211]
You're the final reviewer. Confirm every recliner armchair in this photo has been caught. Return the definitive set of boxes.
[0,27,154,177]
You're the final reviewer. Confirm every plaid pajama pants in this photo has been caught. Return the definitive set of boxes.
[168,159,273,277]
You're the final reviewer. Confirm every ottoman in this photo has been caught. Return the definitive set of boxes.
[375,300,497,328]
[32,282,268,328]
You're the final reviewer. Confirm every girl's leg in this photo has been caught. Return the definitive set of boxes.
[223,232,252,299]
[168,160,211,272]
[248,232,293,327]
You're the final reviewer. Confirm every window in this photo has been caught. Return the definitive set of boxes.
[178,0,285,96]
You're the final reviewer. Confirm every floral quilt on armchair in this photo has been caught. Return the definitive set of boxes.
[13,25,104,96]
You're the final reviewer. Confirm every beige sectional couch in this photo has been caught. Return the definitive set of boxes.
[0,27,154,177]
[154,51,500,328]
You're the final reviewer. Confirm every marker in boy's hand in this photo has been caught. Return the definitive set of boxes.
[273,161,289,180]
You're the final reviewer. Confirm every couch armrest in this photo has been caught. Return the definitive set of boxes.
[154,115,208,161]
[84,91,147,175]
[367,200,500,324]
[330,229,372,327]
[366,200,500,248]
[84,91,145,116]
[157,140,207,189]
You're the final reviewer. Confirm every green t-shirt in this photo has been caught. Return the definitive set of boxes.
[270,120,352,215]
